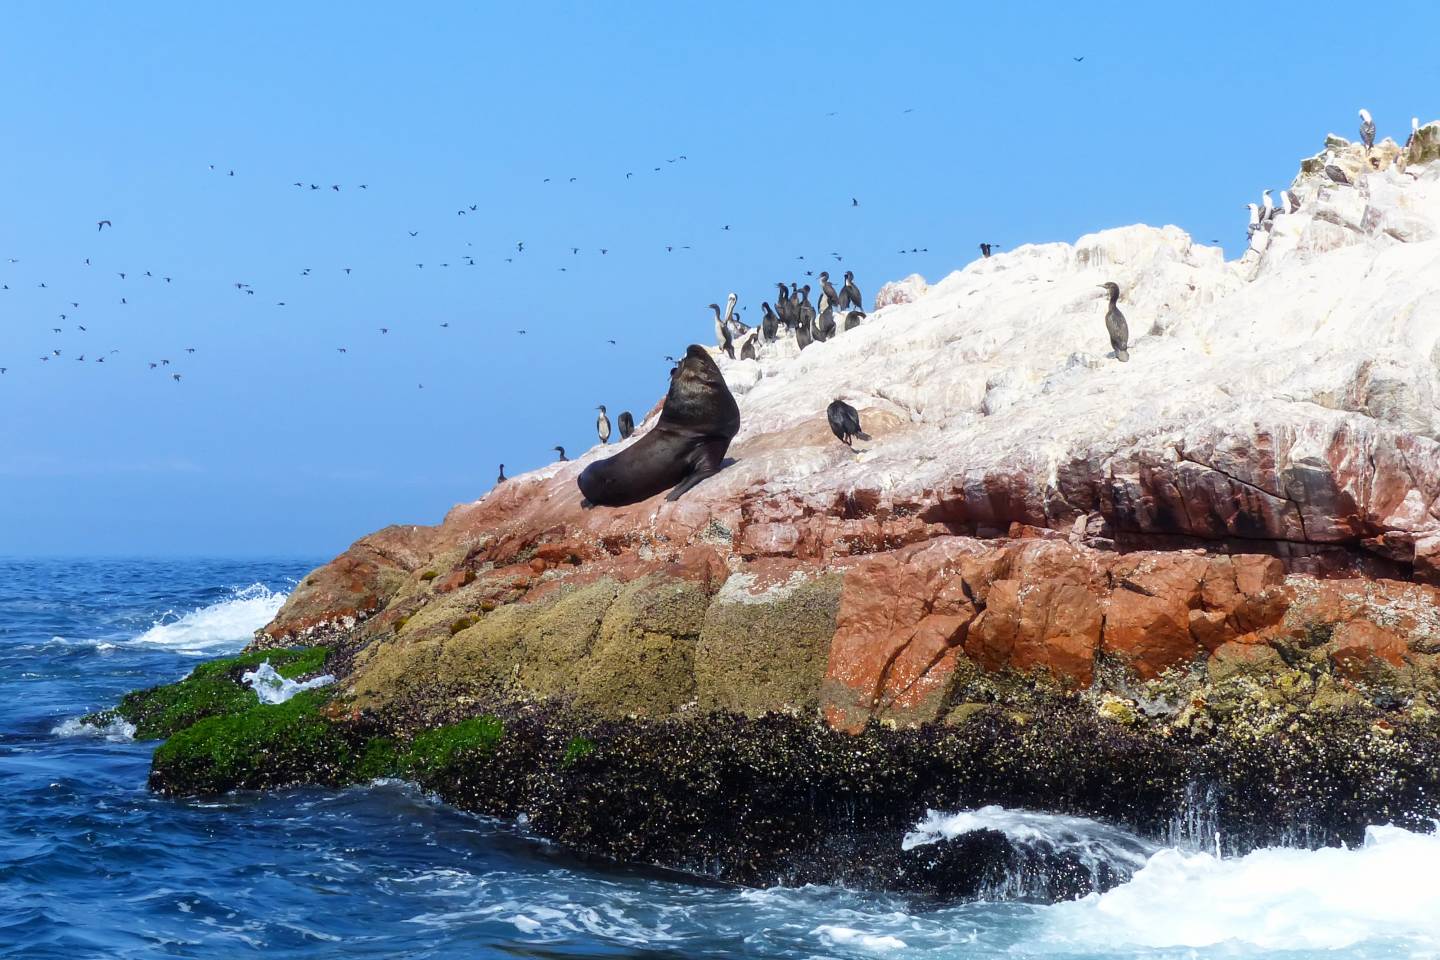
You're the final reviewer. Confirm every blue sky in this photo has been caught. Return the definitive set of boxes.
[1,1,1436,557]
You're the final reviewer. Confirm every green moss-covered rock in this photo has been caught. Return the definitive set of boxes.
[405,715,505,775]
[105,647,329,740]
[149,689,353,794]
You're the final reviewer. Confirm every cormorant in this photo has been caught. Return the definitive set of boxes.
[761,303,779,341]
[617,411,635,439]
[1098,282,1130,362]
[775,283,792,330]
[840,271,862,311]
[979,242,993,258]
[1359,109,1376,154]
[597,405,612,444]
[740,331,758,360]
[844,310,866,331]
[826,399,871,446]
[496,464,506,484]
[818,271,840,312]
[814,305,836,342]
[554,446,568,461]
[796,314,813,350]
[797,285,816,335]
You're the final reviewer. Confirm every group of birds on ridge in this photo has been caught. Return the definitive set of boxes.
[513,105,1424,489]
[1246,108,1421,240]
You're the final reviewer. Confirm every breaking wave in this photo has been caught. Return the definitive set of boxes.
[1038,823,1440,951]
[131,583,286,654]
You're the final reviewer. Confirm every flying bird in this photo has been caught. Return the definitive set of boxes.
[97,220,112,231]
[1073,56,1085,62]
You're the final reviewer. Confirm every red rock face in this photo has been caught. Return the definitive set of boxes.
[260,401,1440,730]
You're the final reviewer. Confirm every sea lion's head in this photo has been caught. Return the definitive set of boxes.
[660,344,740,438]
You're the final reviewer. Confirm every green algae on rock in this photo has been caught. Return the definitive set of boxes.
[89,646,330,741]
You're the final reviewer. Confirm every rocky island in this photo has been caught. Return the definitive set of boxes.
[107,127,1440,899]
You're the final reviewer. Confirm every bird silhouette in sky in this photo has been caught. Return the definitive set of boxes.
[97,220,112,231]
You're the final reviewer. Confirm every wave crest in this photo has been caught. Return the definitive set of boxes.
[132,583,286,654]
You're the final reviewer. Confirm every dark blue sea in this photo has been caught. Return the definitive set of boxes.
[3,558,1437,959]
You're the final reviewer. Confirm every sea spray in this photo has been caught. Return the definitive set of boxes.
[1038,823,1440,951]
[133,583,287,654]
[241,660,334,704]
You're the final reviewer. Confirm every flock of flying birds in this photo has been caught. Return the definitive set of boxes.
[0,134,935,387]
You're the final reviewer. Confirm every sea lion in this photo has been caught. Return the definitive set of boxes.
[578,344,740,506]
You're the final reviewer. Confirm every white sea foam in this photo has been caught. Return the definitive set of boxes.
[1038,824,1440,951]
[903,805,1159,873]
[132,583,286,654]
[51,715,136,742]
[241,660,334,704]
[812,925,907,951]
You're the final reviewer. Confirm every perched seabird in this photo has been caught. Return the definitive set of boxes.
[1359,108,1376,154]
[843,310,866,331]
[740,331,758,360]
[1324,163,1351,186]
[840,271,862,311]
[1261,189,1274,220]
[617,411,635,439]
[775,283,792,330]
[979,242,993,258]
[709,294,737,359]
[1098,282,1130,362]
[796,313,813,350]
[1406,116,1420,151]
[1245,203,1261,240]
[1280,190,1300,214]
[818,271,840,312]
[814,305,836,342]
[826,399,871,446]
[554,445,568,461]
[797,285,816,335]
[596,405,612,444]
[496,464,506,484]
[761,303,779,341]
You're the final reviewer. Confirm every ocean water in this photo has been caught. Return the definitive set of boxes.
[4,557,1439,960]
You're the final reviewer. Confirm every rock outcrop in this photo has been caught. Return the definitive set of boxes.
[259,129,1440,733]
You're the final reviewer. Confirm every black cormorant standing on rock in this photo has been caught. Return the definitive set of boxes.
[596,405,611,444]
[814,305,836,342]
[554,445,568,461]
[1098,282,1130,362]
[796,314,813,350]
[819,271,840,311]
[496,464,506,484]
[775,283,792,330]
[979,243,993,258]
[826,399,871,446]
[1359,109,1376,154]
[840,271,862,310]
[617,411,635,439]
[740,331,758,360]
[798,285,815,335]
[844,310,866,331]
[761,303,779,341]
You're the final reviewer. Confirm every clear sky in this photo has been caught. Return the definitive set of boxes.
[2,1,1436,557]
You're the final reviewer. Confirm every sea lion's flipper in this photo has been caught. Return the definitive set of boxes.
[665,468,717,501]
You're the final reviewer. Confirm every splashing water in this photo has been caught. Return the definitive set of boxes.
[241,660,334,704]
[1039,824,1440,951]
[132,583,286,654]
[50,714,136,741]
